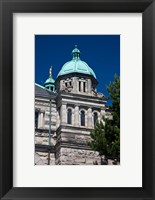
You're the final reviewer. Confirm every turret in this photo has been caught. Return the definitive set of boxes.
[44,67,55,92]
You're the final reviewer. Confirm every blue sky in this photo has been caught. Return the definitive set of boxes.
[35,35,120,102]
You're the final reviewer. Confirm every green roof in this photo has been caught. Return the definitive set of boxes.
[44,77,55,84]
[57,46,96,78]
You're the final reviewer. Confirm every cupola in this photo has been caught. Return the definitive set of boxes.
[44,67,55,92]
[56,46,98,96]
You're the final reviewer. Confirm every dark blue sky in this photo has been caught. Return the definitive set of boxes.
[35,35,120,101]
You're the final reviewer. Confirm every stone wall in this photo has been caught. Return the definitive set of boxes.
[35,152,55,165]
[35,149,119,165]
[55,147,101,165]
[35,132,56,146]
[35,92,114,165]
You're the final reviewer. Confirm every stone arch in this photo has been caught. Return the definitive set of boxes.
[92,110,100,127]
[79,109,87,127]
[67,106,74,125]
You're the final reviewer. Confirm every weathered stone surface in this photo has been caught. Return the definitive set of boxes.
[57,147,101,165]
[35,152,47,165]
[35,152,56,165]
[37,152,48,157]
[35,153,41,163]
[36,159,44,165]
[86,159,93,164]
[75,158,85,163]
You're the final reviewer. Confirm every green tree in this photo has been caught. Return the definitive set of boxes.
[88,74,120,163]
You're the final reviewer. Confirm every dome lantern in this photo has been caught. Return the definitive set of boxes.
[72,45,80,60]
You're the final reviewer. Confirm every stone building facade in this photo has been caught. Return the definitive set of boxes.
[35,46,108,165]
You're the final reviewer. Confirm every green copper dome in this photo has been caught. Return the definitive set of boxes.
[44,76,55,84]
[57,46,96,78]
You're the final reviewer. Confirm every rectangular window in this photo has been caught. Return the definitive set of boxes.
[83,82,86,92]
[67,109,72,124]
[94,112,98,125]
[35,112,39,129]
[79,81,81,92]
[81,111,85,126]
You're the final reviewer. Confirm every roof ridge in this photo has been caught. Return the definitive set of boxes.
[35,83,45,90]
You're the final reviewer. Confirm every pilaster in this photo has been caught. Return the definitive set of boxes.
[60,80,64,91]
[74,105,79,126]
[40,112,44,128]
[61,103,67,124]
[100,109,105,118]
[73,77,79,93]
[87,108,92,128]
[87,79,92,94]
[85,81,88,93]
[81,81,84,92]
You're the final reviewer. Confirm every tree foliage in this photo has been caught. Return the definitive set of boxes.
[88,74,120,162]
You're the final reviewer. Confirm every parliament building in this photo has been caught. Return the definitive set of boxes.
[35,46,110,165]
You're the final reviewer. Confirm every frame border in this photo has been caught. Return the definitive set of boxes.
[0,0,155,199]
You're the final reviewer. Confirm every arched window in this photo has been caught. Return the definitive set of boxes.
[80,110,85,126]
[67,109,72,124]
[94,112,98,125]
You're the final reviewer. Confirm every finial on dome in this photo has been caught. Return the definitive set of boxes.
[72,45,80,60]
[49,66,52,77]
[44,66,55,92]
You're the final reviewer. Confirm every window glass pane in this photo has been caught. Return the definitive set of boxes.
[79,81,81,92]
[35,112,39,128]
[67,109,72,124]
[81,111,85,126]
[83,82,86,92]
[94,112,98,125]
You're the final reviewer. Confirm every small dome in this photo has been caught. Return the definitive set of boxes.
[72,46,80,54]
[44,77,55,84]
[57,46,96,78]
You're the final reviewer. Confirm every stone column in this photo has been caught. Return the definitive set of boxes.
[98,112,101,122]
[81,81,84,92]
[77,78,79,93]
[100,109,105,118]
[85,110,88,127]
[73,77,79,93]
[87,108,92,128]
[38,112,41,128]
[87,79,92,94]
[56,112,59,129]
[100,109,105,125]
[40,112,44,128]
[85,82,88,93]
[61,104,67,124]
[74,105,79,126]
[60,80,64,91]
